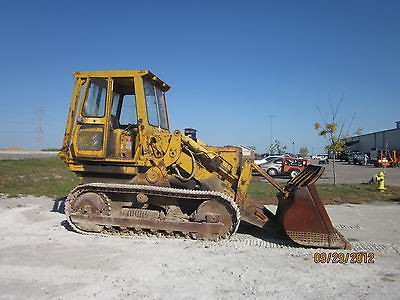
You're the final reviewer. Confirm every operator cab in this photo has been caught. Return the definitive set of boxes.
[61,70,170,161]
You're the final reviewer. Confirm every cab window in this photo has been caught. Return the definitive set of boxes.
[144,79,169,129]
[82,78,107,117]
[156,88,168,129]
[110,78,137,128]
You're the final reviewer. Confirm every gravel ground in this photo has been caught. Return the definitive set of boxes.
[0,196,399,299]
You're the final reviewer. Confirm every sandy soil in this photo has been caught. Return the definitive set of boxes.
[0,196,399,299]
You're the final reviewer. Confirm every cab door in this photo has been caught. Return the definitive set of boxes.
[106,77,138,159]
[72,77,110,159]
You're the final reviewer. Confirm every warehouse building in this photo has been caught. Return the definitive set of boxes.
[342,121,400,154]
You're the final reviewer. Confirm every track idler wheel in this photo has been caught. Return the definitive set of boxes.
[66,192,111,233]
[276,184,351,249]
[192,200,233,240]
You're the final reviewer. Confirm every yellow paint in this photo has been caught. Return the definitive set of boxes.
[59,70,244,196]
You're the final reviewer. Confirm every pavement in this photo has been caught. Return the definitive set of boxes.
[269,159,400,187]
[314,160,400,187]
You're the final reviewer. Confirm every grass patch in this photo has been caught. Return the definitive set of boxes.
[248,177,400,205]
[314,184,400,204]
[248,180,278,205]
[0,158,399,204]
[0,157,78,197]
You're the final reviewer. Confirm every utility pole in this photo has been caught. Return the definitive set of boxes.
[267,115,274,154]
[292,140,295,156]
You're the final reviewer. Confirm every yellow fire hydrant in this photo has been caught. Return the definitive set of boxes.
[376,171,385,192]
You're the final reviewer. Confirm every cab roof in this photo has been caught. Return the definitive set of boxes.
[72,70,170,91]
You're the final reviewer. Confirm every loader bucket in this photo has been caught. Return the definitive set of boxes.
[247,163,350,249]
[276,165,351,249]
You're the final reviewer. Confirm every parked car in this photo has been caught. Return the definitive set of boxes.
[259,157,310,178]
[312,154,329,164]
[337,151,349,162]
[281,157,311,178]
[318,156,329,164]
[348,152,364,165]
[312,154,328,160]
[259,157,283,176]
[254,155,283,165]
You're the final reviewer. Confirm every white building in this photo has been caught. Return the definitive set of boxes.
[342,121,400,154]
[240,145,256,160]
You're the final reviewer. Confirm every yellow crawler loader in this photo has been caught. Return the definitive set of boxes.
[60,70,350,249]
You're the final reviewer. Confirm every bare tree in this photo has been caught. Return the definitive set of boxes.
[314,95,356,185]
[299,146,309,158]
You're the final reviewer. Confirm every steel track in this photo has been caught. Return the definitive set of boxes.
[65,183,241,241]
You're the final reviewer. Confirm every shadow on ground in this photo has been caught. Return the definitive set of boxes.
[237,220,298,247]
[390,197,400,203]
[52,197,65,214]
[51,197,76,232]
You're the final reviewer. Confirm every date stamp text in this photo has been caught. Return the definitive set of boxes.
[313,252,375,264]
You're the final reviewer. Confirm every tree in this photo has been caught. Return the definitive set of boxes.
[268,139,287,155]
[282,145,287,154]
[299,146,309,158]
[314,96,355,185]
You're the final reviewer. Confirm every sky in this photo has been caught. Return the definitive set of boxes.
[0,0,399,154]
